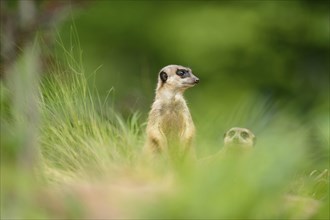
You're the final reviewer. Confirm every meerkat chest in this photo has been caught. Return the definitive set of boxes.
[159,100,187,136]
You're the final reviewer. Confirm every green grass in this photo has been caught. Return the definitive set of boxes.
[1,39,329,219]
[39,36,144,182]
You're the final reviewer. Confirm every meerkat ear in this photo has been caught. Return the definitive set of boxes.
[160,71,168,83]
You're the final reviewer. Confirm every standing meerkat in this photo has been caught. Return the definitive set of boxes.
[144,64,199,160]
[223,127,256,150]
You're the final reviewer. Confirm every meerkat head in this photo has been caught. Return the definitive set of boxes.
[157,64,199,92]
[224,127,256,149]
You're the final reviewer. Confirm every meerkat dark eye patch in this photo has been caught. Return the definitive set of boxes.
[241,131,249,139]
[176,69,189,78]
[176,69,184,76]
[228,130,235,137]
[160,71,168,83]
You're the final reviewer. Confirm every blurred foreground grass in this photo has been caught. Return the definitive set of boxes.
[0,40,329,219]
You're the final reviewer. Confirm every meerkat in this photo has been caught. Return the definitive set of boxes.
[144,64,199,160]
[223,127,256,150]
[199,127,256,165]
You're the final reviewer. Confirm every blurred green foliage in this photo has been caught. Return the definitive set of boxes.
[58,0,329,157]
[58,0,329,114]
[1,1,329,219]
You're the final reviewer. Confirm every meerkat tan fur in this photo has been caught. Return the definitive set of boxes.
[144,64,199,159]
[223,127,256,150]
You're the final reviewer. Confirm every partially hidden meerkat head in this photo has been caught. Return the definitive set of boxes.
[224,127,256,149]
[157,65,199,92]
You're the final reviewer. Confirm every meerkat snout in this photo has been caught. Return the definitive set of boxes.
[224,127,256,149]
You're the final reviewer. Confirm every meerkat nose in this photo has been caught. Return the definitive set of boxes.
[194,78,200,84]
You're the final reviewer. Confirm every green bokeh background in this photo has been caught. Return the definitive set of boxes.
[58,0,329,155]
[1,1,329,218]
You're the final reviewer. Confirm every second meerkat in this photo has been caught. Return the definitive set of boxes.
[145,64,199,159]
[224,127,256,149]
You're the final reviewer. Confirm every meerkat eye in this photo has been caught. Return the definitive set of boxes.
[228,130,235,137]
[241,131,249,139]
[176,69,185,76]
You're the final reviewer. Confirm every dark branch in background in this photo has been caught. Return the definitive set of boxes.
[0,0,89,78]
